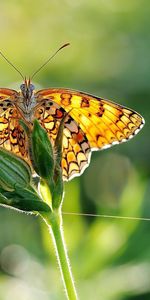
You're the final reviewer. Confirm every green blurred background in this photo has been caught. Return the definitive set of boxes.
[0,0,149,299]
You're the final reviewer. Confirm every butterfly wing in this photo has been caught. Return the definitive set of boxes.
[0,89,28,159]
[34,100,91,180]
[0,88,17,100]
[35,88,144,180]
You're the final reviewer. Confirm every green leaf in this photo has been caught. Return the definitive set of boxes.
[0,186,51,213]
[0,148,32,191]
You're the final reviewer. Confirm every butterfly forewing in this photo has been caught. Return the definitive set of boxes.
[36,89,144,149]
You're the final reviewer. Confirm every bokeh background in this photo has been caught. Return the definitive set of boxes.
[0,1,149,299]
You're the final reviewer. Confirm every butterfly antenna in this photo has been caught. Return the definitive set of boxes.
[0,51,24,80]
[31,42,70,80]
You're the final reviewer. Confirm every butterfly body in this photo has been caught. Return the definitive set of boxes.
[19,80,36,119]
[0,79,145,181]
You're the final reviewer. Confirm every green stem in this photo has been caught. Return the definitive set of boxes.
[43,210,78,300]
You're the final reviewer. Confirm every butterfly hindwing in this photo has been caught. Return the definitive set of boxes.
[0,90,28,159]
[34,100,91,180]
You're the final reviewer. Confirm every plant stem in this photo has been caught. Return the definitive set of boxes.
[43,210,78,300]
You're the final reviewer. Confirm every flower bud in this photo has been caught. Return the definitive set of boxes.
[29,120,54,181]
[51,112,67,208]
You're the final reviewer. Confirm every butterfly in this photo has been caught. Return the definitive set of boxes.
[0,77,145,181]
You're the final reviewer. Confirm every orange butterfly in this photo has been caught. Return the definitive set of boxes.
[0,78,144,181]
[0,45,145,180]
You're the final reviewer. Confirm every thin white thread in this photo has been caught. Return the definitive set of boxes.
[62,212,150,222]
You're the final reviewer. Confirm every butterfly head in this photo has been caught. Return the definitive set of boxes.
[19,78,36,116]
[20,78,35,101]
